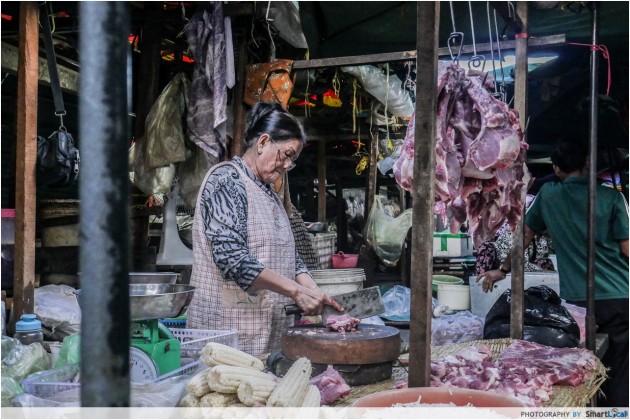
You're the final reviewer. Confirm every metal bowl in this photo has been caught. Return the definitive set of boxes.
[129,272,179,285]
[304,222,326,233]
[130,284,195,321]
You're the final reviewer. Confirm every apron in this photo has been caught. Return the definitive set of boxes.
[187,161,295,356]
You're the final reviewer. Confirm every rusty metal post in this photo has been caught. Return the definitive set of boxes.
[12,1,39,330]
[408,1,439,388]
[586,3,599,353]
[79,1,131,407]
[318,140,327,223]
[510,1,529,340]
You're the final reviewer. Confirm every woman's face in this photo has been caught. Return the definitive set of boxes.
[254,135,302,185]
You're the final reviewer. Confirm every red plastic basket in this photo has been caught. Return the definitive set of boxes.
[331,252,359,268]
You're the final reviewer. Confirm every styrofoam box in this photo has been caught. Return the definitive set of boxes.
[469,272,560,319]
[433,232,474,257]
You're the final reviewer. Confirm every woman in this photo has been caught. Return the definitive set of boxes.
[186,102,342,356]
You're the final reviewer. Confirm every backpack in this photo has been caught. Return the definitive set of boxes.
[37,130,80,188]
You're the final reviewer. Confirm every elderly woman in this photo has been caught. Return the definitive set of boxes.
[186,102,342,356]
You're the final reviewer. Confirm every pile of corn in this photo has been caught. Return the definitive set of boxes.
[179,342,320,415]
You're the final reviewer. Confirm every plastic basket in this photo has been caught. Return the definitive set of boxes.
[331,252,359,268]
[310,233,337,269]
[170,328,239,359]
[21,360,204,398]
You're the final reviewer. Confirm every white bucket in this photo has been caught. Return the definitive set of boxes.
[312,269,365,295]
[437,284,470,310]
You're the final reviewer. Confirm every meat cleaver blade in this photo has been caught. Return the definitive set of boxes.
[284,286,385,324]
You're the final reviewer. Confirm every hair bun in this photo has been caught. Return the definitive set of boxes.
[246,102,285,133]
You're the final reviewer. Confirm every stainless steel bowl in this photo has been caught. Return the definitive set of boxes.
[129,272,179,284]
[130,284,195,321]
[304,222,326,233]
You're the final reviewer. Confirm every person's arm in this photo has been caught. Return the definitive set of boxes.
[620,239,629,259]
[248,268,343,315]
[476,225,537,292]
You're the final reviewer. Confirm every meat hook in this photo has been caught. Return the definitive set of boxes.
[447,1,464,63]
[467,1,486,72]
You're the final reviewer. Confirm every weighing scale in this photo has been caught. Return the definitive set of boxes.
[129,283,195,382]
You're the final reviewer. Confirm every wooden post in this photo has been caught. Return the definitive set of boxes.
[317,140,327,223]
[510,1,529,340]
[12,1,39,328]
[408,2,439,388]
[230,40,247,158]
[364,126,379,221]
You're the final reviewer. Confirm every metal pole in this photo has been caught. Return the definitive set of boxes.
[586,3,599,354]
[510,1,529,340]
[79,2,131,407]
[408,1,439,388]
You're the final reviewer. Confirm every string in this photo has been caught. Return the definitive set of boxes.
[567,42,611,96]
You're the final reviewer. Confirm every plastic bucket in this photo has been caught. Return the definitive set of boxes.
[331,252,359,268]
[431,275,464,292]
[437,284,470,310]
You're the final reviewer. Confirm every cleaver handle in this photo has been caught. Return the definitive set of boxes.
[284,304,302,315]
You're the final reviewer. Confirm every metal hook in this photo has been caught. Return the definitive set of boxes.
[468,1,486,72]
[56,112,67,131]
[447,32,465,63]
[507,1,515,20]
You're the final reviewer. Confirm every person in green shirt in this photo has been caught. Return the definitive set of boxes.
[477,140,628,407]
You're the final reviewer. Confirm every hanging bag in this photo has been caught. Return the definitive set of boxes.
[36,5,80,188]
[243,59,295,109]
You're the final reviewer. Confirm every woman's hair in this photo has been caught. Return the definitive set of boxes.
[550,140,588,173]
[243,102,307,149]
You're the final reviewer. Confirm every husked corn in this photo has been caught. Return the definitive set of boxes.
[266,357,312,407]
[199,392,240,407]
[237,376,278,406]
[179,394,200,407]
[200,342,265,371]
[207,365,271,393]
[300,384,321,407]
[186,368,211,397]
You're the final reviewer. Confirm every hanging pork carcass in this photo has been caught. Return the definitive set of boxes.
[393,62,531,248]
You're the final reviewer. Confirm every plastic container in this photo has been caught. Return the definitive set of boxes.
[437,284,470,310]
[310,233,337,269]
[311,268,365,295]
[331,252,359,268]
[14,314,44,345]
[431,275,464,292]
[351,387,526,407]
[169,328,239,358]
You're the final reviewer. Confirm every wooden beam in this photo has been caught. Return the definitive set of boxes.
[293,34,565,69]
[12,2,39,330]
[408,2,440,388]
[510,1,529,340]
[317,141,327,223]
[1,42,79,93]
[363,126,379,221]
[230,39,247,158]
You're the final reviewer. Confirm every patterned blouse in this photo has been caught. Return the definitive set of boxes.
[198,157,309,290]
[475,223,555,275]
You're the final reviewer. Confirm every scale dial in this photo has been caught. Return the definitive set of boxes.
[129,347,158,382]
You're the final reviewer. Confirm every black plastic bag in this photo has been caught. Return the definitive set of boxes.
[483,285,580,348]
[37,130,80,188]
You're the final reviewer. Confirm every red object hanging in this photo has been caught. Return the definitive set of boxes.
[567,42,612,96]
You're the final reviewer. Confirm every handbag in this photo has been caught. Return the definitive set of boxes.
[243,59,295,109]
[36,4,80,188]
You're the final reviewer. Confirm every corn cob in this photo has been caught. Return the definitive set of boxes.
[199,392,240,407]
[200,342,265,371]
[207,365,272,394]
[266,357,312,407]
[179,394,200,407]
[300,384,321,407]
[237,376,278,406]
[186,368,211,398]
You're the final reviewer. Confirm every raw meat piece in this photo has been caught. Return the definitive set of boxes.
[325,314,360,333]
[309,365,351,405]
[393,62,530,248]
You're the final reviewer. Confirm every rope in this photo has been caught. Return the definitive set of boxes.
[567,42,611,96]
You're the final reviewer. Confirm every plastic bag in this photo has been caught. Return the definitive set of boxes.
[1,337,51,382]
[341,65,413,117]
[34,284,81,341]
[177,142,217,208]
[380,285,411,321]
[2,376,24,406]
[129,141,176,195]
[55,334,81,368]
[365,196,412,266]
[562,300,586,343]
[483,285,580,348]
[143,73,190,169]
[431,311,485,346]
[1,299,6,336]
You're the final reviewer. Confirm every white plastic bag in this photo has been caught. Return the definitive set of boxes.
[34,285,81,341]
[365,196,413,266]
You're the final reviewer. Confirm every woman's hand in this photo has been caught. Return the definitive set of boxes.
[293,285,344,316]
[475,270,506,293]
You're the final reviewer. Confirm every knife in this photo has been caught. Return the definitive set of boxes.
[284,286,385,323]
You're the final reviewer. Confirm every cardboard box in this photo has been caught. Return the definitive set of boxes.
[433,231,474,257]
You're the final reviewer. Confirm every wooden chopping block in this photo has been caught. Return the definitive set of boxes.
[281,324,401,365]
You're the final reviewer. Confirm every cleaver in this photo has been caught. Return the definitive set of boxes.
[284,286,385,323]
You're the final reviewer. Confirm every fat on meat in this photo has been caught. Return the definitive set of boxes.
[309,365,351,405]
[393,62,531,248]
[326,314,360,333]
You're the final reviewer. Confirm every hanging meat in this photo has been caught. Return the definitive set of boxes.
[393,62,531,248]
